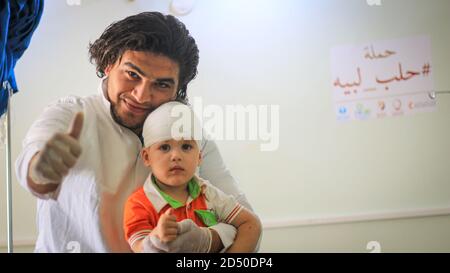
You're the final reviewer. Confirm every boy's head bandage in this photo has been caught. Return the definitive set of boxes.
[142,101,203,148]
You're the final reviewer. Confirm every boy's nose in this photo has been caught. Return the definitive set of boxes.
[170,149,182,161]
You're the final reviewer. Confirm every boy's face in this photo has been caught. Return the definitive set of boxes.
[142,139,202,189]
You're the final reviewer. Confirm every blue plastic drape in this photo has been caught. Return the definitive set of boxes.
[1,0,44,116]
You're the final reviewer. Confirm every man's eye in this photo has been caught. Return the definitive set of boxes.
[181,143,193,151]
[127,71,139,79]
[156,82,170,89]
[159,144,171,152]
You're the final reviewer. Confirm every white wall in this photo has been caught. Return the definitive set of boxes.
[1,0,450,252]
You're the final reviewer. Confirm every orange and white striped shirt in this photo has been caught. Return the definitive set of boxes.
[123,174,243,248]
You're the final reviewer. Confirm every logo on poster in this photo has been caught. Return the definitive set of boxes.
[337,106,350,121]
[393,99,402,111]
[354,103,371,120]
[378,101,386,111]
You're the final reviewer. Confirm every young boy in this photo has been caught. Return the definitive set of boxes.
[123,101,261,253]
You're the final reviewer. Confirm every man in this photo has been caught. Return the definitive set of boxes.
[15,12,257,252]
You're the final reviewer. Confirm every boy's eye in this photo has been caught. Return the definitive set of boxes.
[181,143,193,151]
[159,144,171,152]
[127,71,139,79]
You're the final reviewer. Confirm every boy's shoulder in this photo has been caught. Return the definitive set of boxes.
[195,175,228,199]
[126,186,151,207]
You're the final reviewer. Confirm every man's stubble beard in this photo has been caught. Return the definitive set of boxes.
[110,103,145,132]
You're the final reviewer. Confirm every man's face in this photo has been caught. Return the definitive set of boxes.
[142,139,202,191]
[104,50,180,132]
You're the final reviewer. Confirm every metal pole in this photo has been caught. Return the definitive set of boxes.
[3,81,13,253]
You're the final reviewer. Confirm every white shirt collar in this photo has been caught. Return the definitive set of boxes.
[99,76,110,108]
[98,77,125,134]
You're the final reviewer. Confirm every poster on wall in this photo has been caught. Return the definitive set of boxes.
[331,35,436,121]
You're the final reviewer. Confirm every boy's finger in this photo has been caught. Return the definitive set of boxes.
[160,217,178,229]
[163,227,178,236]
[164,208,174,215]
[163,220,178,228]
[161,235,177,243]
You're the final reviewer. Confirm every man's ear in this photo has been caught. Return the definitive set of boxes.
[141,148,152,167]
[104,64,113,76]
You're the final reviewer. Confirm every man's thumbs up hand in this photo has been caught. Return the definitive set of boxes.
[68,112,84,140]
[28,112,84,185]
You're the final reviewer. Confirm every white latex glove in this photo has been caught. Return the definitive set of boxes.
[141,234,166,253]
[149,219,212,253]
[209,222,237,252]
[28,112,84,185]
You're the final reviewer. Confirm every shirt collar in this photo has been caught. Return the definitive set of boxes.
[143,174,204,213]
[98,76,125,134]
[99,76,110,109]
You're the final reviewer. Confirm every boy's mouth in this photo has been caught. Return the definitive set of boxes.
[169,166,185,172]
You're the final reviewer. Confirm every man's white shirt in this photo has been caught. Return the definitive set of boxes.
[15,79,252,252]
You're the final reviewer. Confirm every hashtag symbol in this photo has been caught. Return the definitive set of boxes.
[422,63,431,76]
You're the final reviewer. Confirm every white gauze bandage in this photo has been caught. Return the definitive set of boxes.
[142,101,202,148]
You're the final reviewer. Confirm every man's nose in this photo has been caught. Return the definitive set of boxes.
[131,83,152,104]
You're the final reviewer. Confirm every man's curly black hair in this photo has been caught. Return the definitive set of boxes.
[88,12,199,101]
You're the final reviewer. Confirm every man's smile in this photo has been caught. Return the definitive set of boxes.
[122,98,150,115]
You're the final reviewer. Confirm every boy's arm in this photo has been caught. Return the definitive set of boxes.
[225,208,262,253]
[130,229,162,253]
[130,230,166,253]
[130,208,178,253]
[132,220,224,253]
[131,238,145,253]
